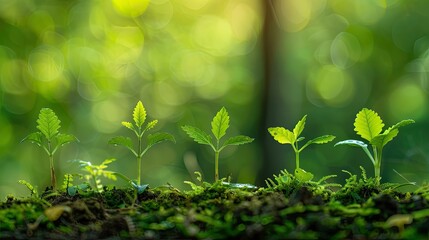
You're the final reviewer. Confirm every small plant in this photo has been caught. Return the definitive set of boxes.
[182,107,254,181]
[268,115,335,181]
[109,101,175,186]
[22,108,78,190]
[335,108,414,183]
[79,159,117,193]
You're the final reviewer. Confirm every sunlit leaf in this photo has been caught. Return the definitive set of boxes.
[370,129,399,148]
[294,168,314,182]
[108,136,135,154]
[21,132,43,146]
[211,107,230,141]
[37,108,61,141]
[354,108,384,142]
[122,121,134,131]
[268,127,295,144]
[56,134,78,147]
[222,135,254,148]
[182,125,213,146]
[144,120,158,132]
[147,132,175,149]
[293,115,307,138]
[303,135,336,147]
[133,101,146,128]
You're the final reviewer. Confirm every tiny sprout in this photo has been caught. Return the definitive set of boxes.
[109,101,175,186]
[335,108,414,183]
[79,159,117,193]
[22,108,78,190]
[182,107,254,182]
[268,115,335,181]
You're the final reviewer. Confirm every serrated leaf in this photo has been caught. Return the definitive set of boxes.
[133,101,146,128]
[21,132,43,146]
[37,108,61,140]
[335,139,368,148]
[108,136,134,153]
[268,127,295,144]
[223,135,254,147]
[144,120,158,132]
[293,115,307,138]
[56,134,78,147]
[354,108,384,142]
[121,121,134,131]
[147,132,175,149]
[370,129,399,148]
[211,107,230,141]
[182,125,213,146]
[294,168,314,182]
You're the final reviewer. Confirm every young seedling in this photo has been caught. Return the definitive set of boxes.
[22,108,78,190]
[335,108,414,183]
[109,101,175,186]
[79,159,117,193]
[268,115,335,181]
[181,107,254,181]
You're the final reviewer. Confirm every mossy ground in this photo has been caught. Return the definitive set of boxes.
[2,172,429,239]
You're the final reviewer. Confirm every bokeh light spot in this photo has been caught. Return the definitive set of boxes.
[331,32,361,69]
[28,45,64,82]
[193,16,233,56]
[388,83,427,121]
[112,0,150,18]
[272,0,311,32]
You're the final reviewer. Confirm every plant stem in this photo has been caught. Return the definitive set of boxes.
[215,151,220,181]
[48,141,56,190]
[137,133,142,186]
[295,151,300,169]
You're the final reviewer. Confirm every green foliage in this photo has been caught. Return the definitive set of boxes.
[182,107,254,181]
[22,108,78,190]
[79,159,117,193]
[109,101,175,185]
[335,108,414,183]
[18,180,38,197]
[268,115,335,181]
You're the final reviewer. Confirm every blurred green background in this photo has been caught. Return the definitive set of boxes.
[0,0,428,198]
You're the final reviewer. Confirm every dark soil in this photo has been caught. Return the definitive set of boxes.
[2,175,429,239]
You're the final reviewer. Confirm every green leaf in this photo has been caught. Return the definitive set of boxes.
[335,139,368,148]
[268,127,295,144]
[293,115,307,138]
[121,121,135,131]
[37,108,61,141]
[182,125,213,146]
[294,168,314,182]
[147,132,176,149]
[304,135,336,146]
[370,129,399,148]
[56,134,78,147]
[108,136,135,155]
[221,135,254,149]
[211,107,230,141]
[390,119,415,130]
[144,120,158,132]
[22,132,43,146]
[354,108,384,142]
[133,101,146,128]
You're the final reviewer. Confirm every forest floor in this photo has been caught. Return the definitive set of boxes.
[1,170,429,239]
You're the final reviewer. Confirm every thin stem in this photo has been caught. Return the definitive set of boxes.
[137,131,143,186]
[295,151,300,169]
[48,141,56,190]
[215,151,220,181]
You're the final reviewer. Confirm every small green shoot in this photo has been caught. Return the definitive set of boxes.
[109,101,175,186]
[182,107,254,181]
[22,108,78,190]
[268,115,335,181]
[79,159,117,193]
[335,108,414,183]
